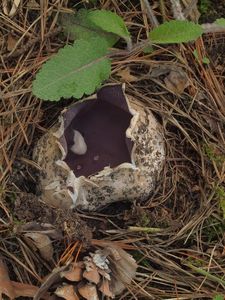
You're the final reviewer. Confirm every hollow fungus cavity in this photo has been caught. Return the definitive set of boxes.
[33,84,165,210]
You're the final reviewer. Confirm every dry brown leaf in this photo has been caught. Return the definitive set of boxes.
[105,245,137,296]
[12,282,39,298]
[83,261,100,284]
[78,284,99,300]
[61,262,83,282]
[99,280,113,298]
[0,258,16,299]
[55,285,79,300]
[117,68,138,82]
[2,0,21,17]
[24,232,53,261]
[164,70,189,95]
[7,34,18,51]
[83,268,100,285]
[16,222,63,240]
[0,258,47,299]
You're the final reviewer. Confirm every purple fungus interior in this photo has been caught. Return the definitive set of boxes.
[61,85,134,177]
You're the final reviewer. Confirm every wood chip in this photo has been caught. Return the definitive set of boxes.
[99,279,114,298]
[61,262,83,282]
[83,267,100,285]
[55,285,79,300]
[78,284,99,300]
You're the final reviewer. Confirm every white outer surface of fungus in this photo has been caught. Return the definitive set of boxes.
[33,85,165,211]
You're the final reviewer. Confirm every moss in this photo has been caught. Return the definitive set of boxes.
[216,186,225,219]
[132,251,151,268]
[202,215,225,243]
[203,144,225,167]
[198,0,212,15]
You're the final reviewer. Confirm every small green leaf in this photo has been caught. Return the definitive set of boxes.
[193,49,198,59]
[88,9,130,41]
[220,198,225,219]
[59,9,118,47]
[202,56,210,64]
[149,20,203,44]
[216,187,225,219]
[32,37,111,101]
[215,18,225,27]
[193,49,210,65]
[213,295,224,300]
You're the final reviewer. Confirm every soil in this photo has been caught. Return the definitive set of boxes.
[13,192,93,247]
[199,0,225,23]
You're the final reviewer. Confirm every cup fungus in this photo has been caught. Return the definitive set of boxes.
[33,84,165,210]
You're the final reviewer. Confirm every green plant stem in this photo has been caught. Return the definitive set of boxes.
[187,263,225,286]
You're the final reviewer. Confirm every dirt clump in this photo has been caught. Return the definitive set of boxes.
[14,192,92,246]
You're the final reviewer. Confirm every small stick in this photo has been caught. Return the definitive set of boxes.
[170,0,185,20]
[128,226,163,233]
[202,23,225,34]
[183,0,198,19]
[142,0,159,27]
[1,27,61,61]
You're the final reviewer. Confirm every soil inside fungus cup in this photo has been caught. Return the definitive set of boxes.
[61,86,134,177]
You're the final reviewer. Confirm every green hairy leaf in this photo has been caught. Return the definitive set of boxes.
[149,20,203,44]
[60,9,118,47]
[88,9,130,41]
[32,37,111,101]
[215,18,225,27]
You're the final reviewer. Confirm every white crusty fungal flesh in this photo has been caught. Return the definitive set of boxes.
[71,130,87,155]
[33,84,165,210]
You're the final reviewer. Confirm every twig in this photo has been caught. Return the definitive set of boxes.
[202,23,225,33]
[159,0,167,22]
[33,263,70,300]
[183,0,198,19]
[128,226,163,233]
[170,0,185,20]
[1,27,61,61]
[141,0,159,27]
